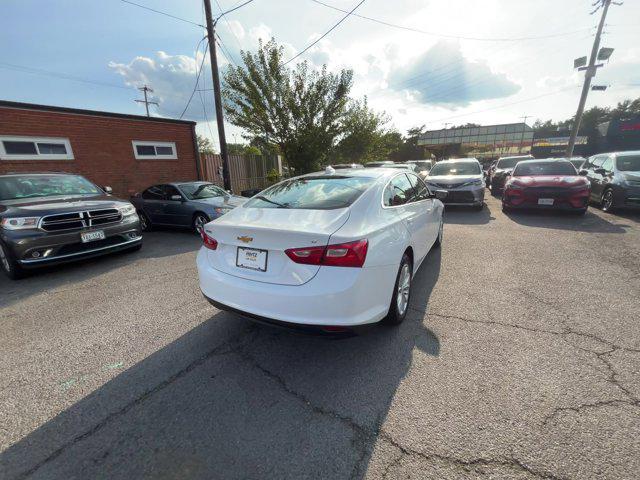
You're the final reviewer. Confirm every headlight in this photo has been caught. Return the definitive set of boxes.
[1,217,41,230]
[214,207,232,216]
[117,204,137,216]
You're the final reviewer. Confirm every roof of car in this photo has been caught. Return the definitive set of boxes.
[498,155,534,161]
[438,158,479,163]
[613,150,640,157]
[301,167,404,180]
[514,159,573,165]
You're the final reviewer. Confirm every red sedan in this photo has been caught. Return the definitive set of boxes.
[502,160,591,214]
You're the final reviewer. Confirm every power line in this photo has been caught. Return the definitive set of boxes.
[430,86,579,124]
[119,0,205,27]
[216,0,255,20]
[216,34,239,66]
[214,0,244,62]
[180,38,209,119]
[0,61,132,90]
[309,0,592,42]
[284,0,366,66]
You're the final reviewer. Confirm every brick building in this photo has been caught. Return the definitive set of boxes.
[0,100,200,197]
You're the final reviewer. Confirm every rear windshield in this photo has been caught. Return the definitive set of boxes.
[244,176,374,210]
[513,162,577,176]
[616,155,640,172]
[0,175,101,201]
[497,157,529,169]
[429,162,481,176]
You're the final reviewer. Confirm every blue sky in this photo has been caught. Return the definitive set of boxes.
[2,0,639,149]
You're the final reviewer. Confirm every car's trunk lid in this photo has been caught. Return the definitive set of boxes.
[203,207,350,285]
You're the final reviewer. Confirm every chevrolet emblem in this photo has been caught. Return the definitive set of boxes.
[237,236,253,243]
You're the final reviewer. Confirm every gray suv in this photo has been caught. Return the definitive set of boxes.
[0,172,142,279]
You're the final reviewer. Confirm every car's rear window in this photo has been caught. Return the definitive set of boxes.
[616,155,640,172]
[0,175,101,201]
[244,176,375,210]
[497,157,531,169]
[513,162,577,176]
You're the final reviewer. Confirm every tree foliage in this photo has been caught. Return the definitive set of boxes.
[196,134,215,154]
[223,39,353,173]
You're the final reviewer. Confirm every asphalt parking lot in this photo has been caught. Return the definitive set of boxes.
[1,194,639,480]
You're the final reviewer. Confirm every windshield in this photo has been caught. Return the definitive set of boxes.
[179,183,227,200]
[616,155,640,172]
[497,157,529,169]
[429,162,481,176]
[0,174,101,201]
[513,161,577,176]
[244,176,374,210]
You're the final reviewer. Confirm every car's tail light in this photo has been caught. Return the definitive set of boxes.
[285,239,368,268]
[200,230,218,250]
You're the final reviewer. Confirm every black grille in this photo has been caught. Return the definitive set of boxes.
[433,182,466,189]
[41,209,122,231]
[523,187,568,198]
[444,191,475,203]
[57,235,128,255]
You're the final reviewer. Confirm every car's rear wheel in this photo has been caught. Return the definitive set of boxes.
[192,213,210,233]
[0,241,24,280]
[601,188,615,213]
[383,253,412,326]
[138,211,152,231]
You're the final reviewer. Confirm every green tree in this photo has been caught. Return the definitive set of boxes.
[196,134,215,154]
[332,98,394,163]
[222,39,353,174]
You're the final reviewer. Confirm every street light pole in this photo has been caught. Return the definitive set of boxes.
[565,0,612,157]
[204,0,232,192]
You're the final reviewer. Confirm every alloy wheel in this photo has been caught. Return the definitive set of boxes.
[396,263,411,317]
[139,212,148,231]
[0,244,11,273]
[194,214,208,233]
[602,190,614,211]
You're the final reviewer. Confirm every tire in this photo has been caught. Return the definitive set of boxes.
[490,180,501,197]
[0,241,25,280]
[601,188,615,213]
[192,213,210,233]
[502,202,511,213]
[474,203,484,211]
[138,211,152,231]
[383,253,412,326]
[433,218,443,249]
[575,208,588,216]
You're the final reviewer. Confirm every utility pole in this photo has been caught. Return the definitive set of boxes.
[565,0,614,157]
[135,85,158,117]
[204,0,231,191]
[519,115,530,153]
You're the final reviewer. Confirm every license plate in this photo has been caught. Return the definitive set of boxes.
[81,230,106,243]
[538,198,554,205]
[236,247,268,272]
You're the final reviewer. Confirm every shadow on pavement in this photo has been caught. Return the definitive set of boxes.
[444,204,495,225]
[0,231,201,308]
[504,208,632,234]
[0,248,442,479]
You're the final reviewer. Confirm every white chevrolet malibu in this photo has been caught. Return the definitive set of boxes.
[197,167,446,330]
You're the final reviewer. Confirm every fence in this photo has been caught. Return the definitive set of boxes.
[200,153,281,193]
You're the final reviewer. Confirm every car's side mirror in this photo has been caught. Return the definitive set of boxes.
[594,168,606,175]
[170,194,183,201]
[103,186,113,194]
[579,170,588,176]
[434,190,448,200]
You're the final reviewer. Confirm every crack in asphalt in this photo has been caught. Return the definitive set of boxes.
[236,346,566,480]
[377,431,567,480]
[14,326,254,480]
[422,309,640,425]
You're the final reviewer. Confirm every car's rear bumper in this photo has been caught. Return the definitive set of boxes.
[197,247,396,327]
[2,215,142,268]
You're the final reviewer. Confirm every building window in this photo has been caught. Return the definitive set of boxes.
[0,136,74,160]
[132,141,177,160]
